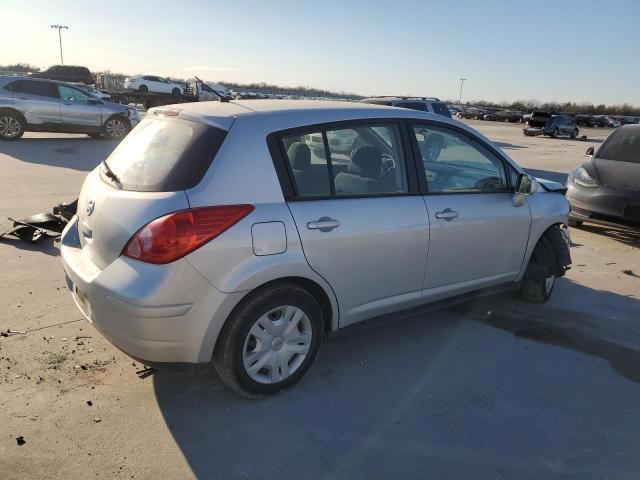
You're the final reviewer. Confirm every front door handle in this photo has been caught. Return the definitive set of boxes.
[307,217,340,232]
[435,209,459,221]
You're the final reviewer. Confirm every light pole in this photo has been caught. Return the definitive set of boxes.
[50,25,69,64]
[458,77,467,104]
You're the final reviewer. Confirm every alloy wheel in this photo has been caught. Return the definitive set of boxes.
[104,119,126,138]
[0,116,21,138]
[242,305,313,384]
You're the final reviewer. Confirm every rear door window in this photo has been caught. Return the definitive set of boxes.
[104,117,227,191]
[280,122,409,197]
[399,102,428,111]
[8,80,57,98]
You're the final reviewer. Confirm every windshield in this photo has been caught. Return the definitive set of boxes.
[596,127,640,163]
[104,117,227,191]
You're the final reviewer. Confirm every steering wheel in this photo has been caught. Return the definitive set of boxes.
[381,153,396,178]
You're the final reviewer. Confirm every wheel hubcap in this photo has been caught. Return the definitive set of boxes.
[242,305,313,384]
[105,119,126,138]
[0,116,21,138]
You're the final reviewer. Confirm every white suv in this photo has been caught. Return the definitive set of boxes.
[61,100,571,397]
[360,96,452,117]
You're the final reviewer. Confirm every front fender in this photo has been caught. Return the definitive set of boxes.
[517,192,570,281]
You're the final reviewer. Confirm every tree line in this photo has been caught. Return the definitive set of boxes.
[460,99,640,116]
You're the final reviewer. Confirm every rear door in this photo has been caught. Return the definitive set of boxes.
[276,120,429,327]
[409,122,531,298]
[57,84,102,128]
[8,79,61,125]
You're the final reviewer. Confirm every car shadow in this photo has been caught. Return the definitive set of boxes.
[2,137,119,172]
[524,168,568,184]
[0,235,59,256]
[152,278,640,479]
[574,223,640,248]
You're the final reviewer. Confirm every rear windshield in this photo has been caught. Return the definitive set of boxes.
[596,127,640,163]
[431,102,452,117]
[104,117,227,191]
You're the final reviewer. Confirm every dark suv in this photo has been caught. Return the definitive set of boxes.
[32,65,94,85]
[359,97,452,118]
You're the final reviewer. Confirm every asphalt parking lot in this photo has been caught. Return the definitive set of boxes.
[1,120,639,480]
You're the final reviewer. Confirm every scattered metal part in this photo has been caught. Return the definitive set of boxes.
[16,436,26,446]
[0,199,77,244]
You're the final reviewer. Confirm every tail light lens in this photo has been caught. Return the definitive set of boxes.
[123,205,254,264]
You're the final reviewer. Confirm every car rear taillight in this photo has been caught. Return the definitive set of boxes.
[122,205,254,264]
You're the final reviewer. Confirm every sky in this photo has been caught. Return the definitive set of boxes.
[3,0,640,105]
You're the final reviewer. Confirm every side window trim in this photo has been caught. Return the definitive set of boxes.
[267,118,421,201]
[408,120,514,195]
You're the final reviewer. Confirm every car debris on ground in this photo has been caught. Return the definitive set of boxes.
[0,199,77,244]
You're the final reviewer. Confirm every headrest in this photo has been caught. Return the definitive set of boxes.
[287,142,311,171]
[349,146,381,179]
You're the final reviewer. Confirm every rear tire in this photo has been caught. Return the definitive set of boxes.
[213,283,324,397]
[138,85,148,93]
[0,112,25,141]
[171,87,181,96]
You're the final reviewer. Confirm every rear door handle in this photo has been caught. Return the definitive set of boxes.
[435,209,459,221]
[307,217,340,232]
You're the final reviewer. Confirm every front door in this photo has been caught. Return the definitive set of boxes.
[409,122,531,298]
[280,121,429,327]
[56,84,102,128]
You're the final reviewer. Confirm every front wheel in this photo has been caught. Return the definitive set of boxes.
[102,117,130,140]
[0,112,25,141]
[213,283,324,397]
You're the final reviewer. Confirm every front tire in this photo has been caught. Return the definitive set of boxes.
[213,283,324,397]
[519,235,558,303]
[0,112,25,141]
[102,117,130,140]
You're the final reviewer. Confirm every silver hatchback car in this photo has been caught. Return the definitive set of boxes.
[61,100,571,396]
[0,76,139,140]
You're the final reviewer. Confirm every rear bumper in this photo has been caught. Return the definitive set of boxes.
[60,218,245,364]
[566,182,640,229]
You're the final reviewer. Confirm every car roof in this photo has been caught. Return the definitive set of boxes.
[361,96,442,103]
[148,99,496,142]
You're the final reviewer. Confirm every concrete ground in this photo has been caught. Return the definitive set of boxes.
[1,121,639,480]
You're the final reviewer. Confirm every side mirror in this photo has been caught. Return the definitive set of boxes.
[585,146,594,156]
[513,173,537,207]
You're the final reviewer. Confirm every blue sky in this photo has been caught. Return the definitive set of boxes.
[4,0,639,105]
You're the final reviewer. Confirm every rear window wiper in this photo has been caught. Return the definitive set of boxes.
[102,160,122,187]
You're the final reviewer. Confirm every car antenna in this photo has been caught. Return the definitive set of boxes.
[194,76,231,102]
